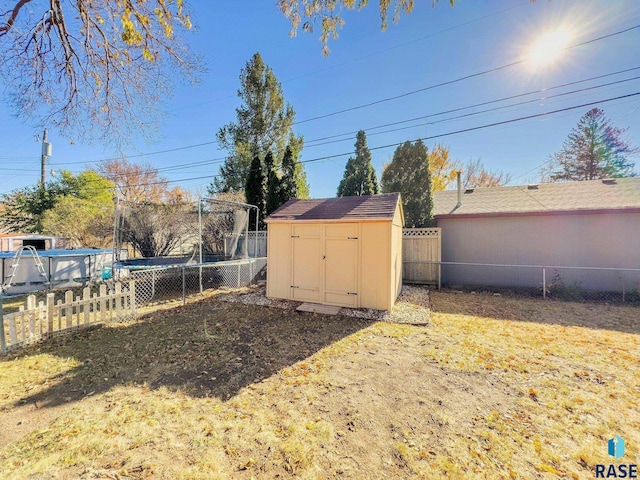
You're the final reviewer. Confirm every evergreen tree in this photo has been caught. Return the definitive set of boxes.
[381,140,434,227]
[337,130,380,197]
[543,108,637,181]
[280,145,299,201]
[285,135,310,198]
[265,152,285,216]
[210,53,307,194]
[245,155,266,230]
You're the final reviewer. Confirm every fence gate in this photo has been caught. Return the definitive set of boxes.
[403,228,441,285]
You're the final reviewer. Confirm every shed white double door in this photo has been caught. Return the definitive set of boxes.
[290,223,360,307]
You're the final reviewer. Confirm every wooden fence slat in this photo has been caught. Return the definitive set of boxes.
[56,300,63,331]
[38,301,44,337]
[83,288,90,324]
[19,306,26,343]
[100,284,107,322]
[27,296,36,340]
[9,310,17,345]
[115,282,122,318]
[47,293,54,337]
[91,293,98,324]
[65,291,73,329]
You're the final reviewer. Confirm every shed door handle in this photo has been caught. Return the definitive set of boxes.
[322,255,326,259]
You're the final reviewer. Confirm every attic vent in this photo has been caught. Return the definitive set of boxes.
[527,184,539,189]
[464,188,474,194]
[602,178,617,185]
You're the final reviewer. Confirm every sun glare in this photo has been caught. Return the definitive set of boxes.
[526,28,571,69]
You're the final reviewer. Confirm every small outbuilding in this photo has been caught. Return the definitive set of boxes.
[266,193,404,310]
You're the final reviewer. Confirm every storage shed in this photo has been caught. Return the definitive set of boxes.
[266,193,404,310]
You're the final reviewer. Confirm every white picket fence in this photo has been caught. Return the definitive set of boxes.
[1,281,136,354]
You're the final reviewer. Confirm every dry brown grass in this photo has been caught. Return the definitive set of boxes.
[0,287,638,479]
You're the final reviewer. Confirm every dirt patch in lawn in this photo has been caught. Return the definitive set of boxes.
[1,287,638,479]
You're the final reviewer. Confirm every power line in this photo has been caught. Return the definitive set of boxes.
[304,67,640,145]
[167,2,531,112]
[299,92,640,164]
[294,24,640,125]
[304,75,640,148]
[52,141,221,166]
[41,66,640,173]
[52,91,640,193]
[38,26,640,169]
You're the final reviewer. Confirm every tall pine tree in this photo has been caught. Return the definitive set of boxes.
[280,145,299,201]
[210,53,308,195]
[245,155,266,229]
[265,151,285,216]
[543,108,637,181]
[381,140,434,228]
[337,130,379,197]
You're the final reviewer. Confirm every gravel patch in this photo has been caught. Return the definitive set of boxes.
[220,284,431,325]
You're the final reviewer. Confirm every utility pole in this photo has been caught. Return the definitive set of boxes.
[40,129,52,189]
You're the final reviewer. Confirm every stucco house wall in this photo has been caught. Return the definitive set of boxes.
[437,211,640,291]
[434,178,640,293]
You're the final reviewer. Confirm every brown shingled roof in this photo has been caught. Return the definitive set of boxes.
[434,177,640,217]
[266,193,401,222]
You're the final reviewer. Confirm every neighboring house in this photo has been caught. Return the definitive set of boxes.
[433,177,640,292]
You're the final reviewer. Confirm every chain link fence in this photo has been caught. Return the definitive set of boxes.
[124,258,267,308]
[403,260,640,304]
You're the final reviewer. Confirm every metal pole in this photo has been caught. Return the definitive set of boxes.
[0,295,6,355]
[244,207,249,259]
[198,198,203,293]
[112,196,120,281]
[255,208,259,258]
[182,267,186,305]
[542,267,546,299]
[40,129,49,188]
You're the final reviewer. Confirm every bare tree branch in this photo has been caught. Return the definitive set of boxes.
[0,0,200,146]
[0,0,33,35]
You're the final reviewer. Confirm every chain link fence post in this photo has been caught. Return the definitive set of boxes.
[182,266,186,305]
[542,266,546,299]
[0,295,6,355]
[198,197,203,293]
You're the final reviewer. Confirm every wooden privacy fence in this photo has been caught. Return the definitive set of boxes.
[1,281,136,354]
[403,228,442,285]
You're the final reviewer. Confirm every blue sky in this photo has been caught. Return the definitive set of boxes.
[1,0,639,198]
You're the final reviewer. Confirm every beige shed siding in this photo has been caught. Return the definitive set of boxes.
[359,222,391,310]
[291,224,323,303]
[266,193,404,311]
[324,223,360,307]
[266,223,291,299]
[390,203,404,307]
[267,218,402,310]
